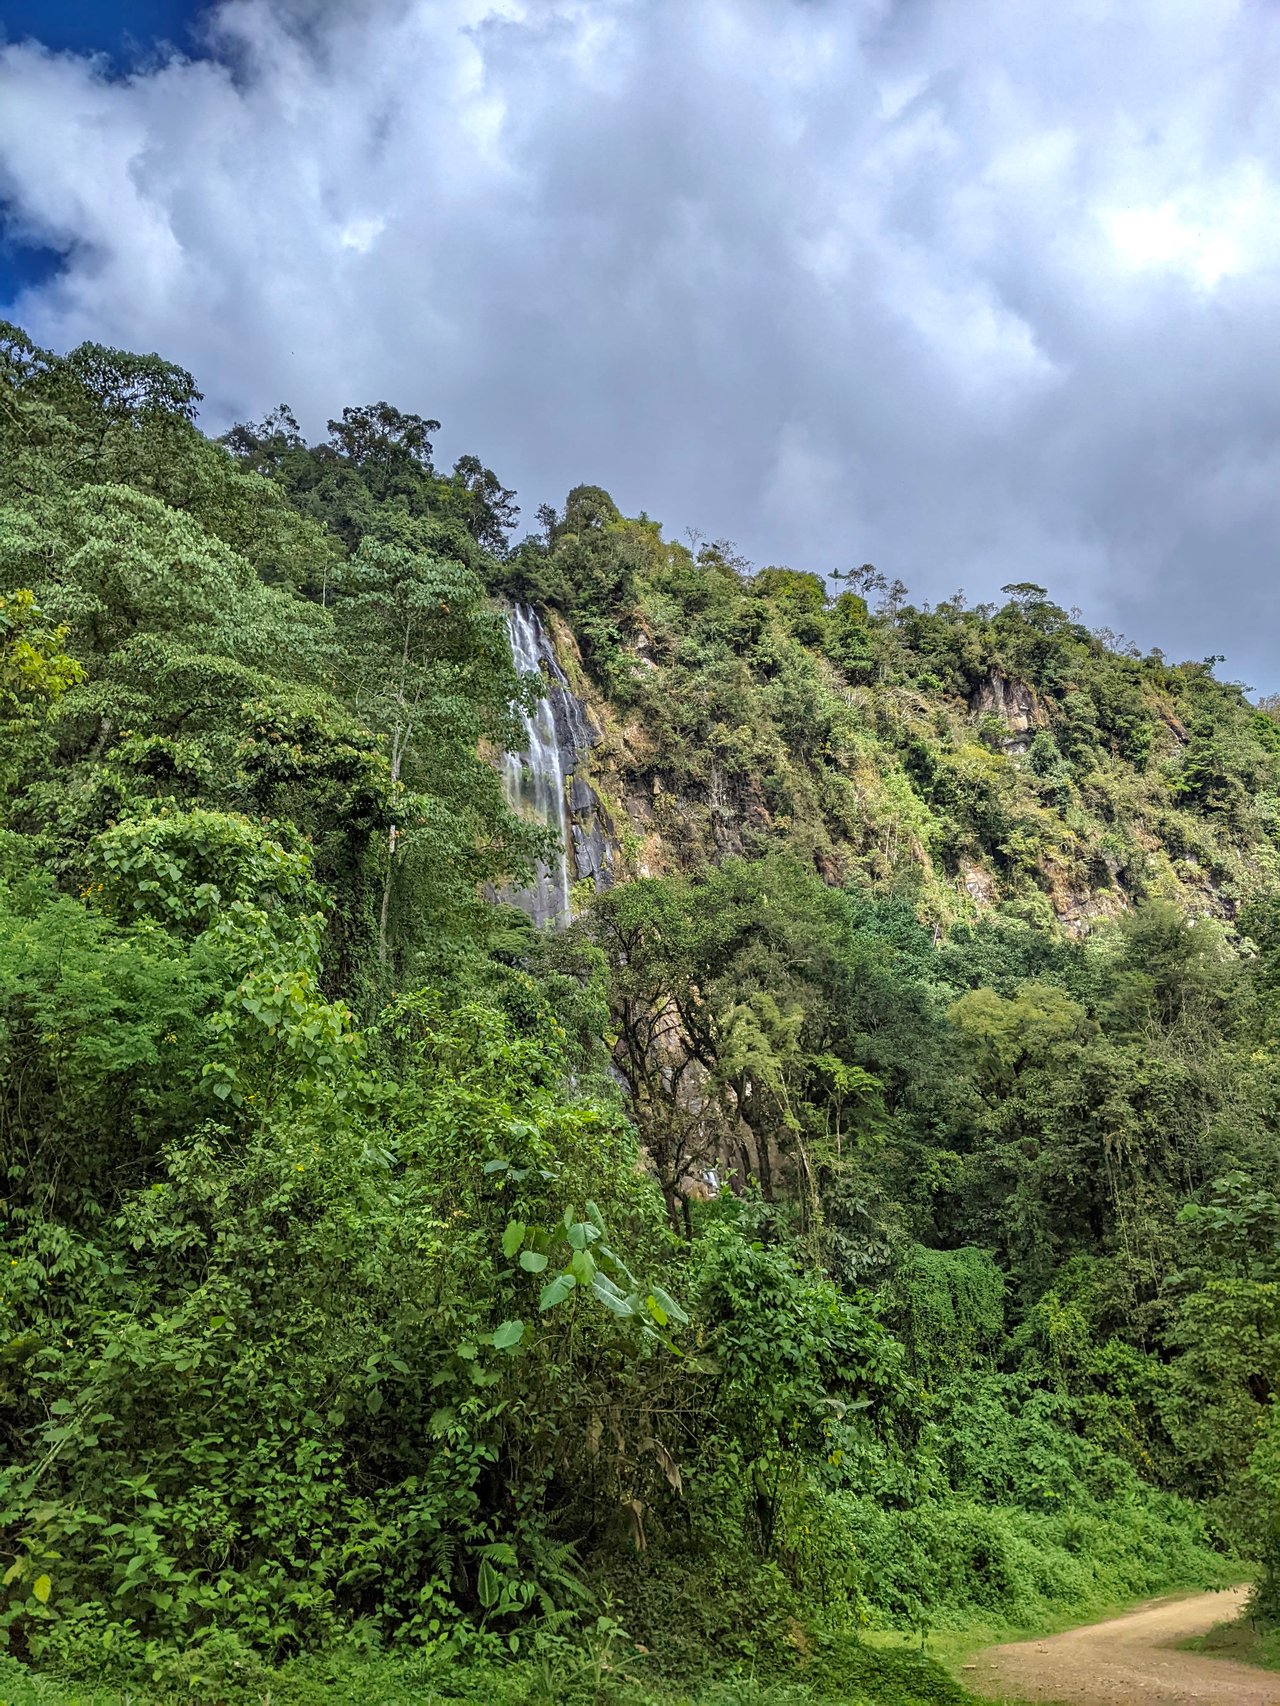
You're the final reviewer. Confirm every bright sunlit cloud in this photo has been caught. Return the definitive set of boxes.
[1103,185,1272,289]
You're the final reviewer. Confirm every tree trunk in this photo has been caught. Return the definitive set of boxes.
[378,714,405,965]
[378,821,396,964]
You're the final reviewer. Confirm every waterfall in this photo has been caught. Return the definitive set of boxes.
[500,603,584,928]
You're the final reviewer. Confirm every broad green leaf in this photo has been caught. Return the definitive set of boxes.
[477,1556,500,1608]
[519,1249,548,1273]
[501,1220,526,1259]
[492,1319,525,1350]
[648,1284,689,1325]
[32,1575,51,1605]
[598,1244,638,1286]
[645,1293,668,1327]
[539,1272,577,1311]
[569,1247,597,1286]
[366,1387,384,1415]
[591,1277,637,1317]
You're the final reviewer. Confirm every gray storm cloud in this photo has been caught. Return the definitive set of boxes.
[1,0,1278,687]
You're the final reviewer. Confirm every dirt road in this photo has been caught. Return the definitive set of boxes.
[967,1587,1280,1705]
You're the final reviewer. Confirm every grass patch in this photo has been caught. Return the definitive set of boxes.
[1183,1608,1280,1672]
[0,1641,979,1706]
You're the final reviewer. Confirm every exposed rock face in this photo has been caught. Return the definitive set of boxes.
[970,670,1042,754]
[1057,888,1129,938]
[1161,710,1189,748]
[569,773,613,888]
[960,860,995,907]
[499,603,616,926]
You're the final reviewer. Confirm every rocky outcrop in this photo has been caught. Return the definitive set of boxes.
[569,772,613,887]
[960,860,995,907]
[970,670,1043,754]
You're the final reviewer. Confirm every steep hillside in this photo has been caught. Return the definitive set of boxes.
[499,485,1280,935]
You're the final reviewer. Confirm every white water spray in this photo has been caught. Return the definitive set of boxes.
[500,603,578,927]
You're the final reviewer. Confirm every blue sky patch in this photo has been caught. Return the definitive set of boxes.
[0,1,207,68]
[0,226,66,306]
[0,2,211,306]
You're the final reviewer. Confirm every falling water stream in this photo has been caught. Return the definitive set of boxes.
[500,603,593,927]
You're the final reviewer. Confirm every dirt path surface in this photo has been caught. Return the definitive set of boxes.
[967,1587,1280,1705]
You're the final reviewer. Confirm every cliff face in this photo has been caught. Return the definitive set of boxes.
[500,504,1280,936]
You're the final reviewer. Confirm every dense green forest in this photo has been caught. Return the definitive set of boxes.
[2,318,1278,1704]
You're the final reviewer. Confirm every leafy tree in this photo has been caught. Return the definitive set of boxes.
[0,590,83,786]
[333,534,537,967]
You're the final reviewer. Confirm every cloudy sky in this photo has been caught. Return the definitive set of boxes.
[1,0,1278,690]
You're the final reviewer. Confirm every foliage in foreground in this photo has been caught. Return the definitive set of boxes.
[0,1628,974,1706]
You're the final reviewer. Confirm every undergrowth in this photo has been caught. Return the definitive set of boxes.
[806,1491,1235,1632]
[0,1638,973,1706]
